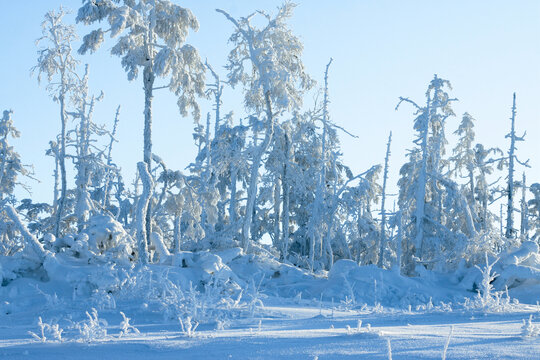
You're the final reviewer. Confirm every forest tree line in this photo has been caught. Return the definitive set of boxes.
[1,1,539,276]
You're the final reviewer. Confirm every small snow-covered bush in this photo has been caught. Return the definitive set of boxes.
[28,317,64,342]
[33,284,64,309]
[118,312,140,338]
[75,308,108,342]
[521,315,539,339]
[118,264,250,325]
[83,215,136,264]
[179,316,199,337]
[464,254,518,313]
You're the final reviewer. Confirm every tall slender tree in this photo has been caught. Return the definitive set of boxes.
[397,75,457,273]
[504,93,529,239]
[34,8,78,238]
[77,0,206,252]
[218,3,313,252]
[378,131,392,268]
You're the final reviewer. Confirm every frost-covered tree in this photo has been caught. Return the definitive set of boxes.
[475,145,500,231]
[209,117,249,239]
[34,8,78,237]
[378,132,392,268]
[307,59,333,270]
[77,0,206,249]
[450,113,476,204]
[529,183,540,242]
[0,110,34,256]
[101,105,122,211]
[66,65,102,231]
[450,113,504,233]
[344,166,381,266]
[0,111,32,201]
[520,173,529,240]
[503,93,530,239]
[397,75,460,273]
[218,3,313,252]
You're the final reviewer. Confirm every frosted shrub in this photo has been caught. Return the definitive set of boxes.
[340,296,355,311]
[245,276,266,317]
[90,288,117,310]
[464,254,518,312]
[75,308,108,342]
[33,285,64,309]
[118,312,140,338]
[521,315,539,339]
[179,316,199,337]
[28,317,64,342]
[475,254,499,308]
[120,267,248,325]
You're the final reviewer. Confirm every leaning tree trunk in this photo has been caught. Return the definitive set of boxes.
[5,205,47,263]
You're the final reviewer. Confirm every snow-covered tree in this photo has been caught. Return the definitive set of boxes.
[450,113,476,203]
[66,65,103,231]
[503,93,530,240]
[218,3,313,252]
[306,59,333,270]
[529,183,540,242]
[34,8,78,237]
[520,173,529,240]
[450,113,505,233]
[378,132,392,268]
[77,0,206,250]
[0,110,34,256]
[0,111,32,201]
[397,75,460,273]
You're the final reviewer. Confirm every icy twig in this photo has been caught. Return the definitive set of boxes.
[442,325,454,360]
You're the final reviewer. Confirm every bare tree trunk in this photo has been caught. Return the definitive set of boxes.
[281,131,290,260]
[103,105,121,209]
[173,211,182,254]
[143,62,155,252]
[273,176,281,249]
[137,162,153,264]
[54,85,68,238]
[5,205,46,262]
[378,132,392,268]
[229,167,238,225]
[242,91,274,252]
[505,93,517,239]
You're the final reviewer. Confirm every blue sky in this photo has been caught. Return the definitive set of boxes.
[1,0,539,206]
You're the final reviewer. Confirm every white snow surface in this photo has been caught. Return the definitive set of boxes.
[1,246,540,359]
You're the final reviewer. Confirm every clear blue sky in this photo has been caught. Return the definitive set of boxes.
[1,0,539,206]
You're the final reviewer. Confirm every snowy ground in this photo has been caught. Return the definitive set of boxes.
[2,246,540,359]
[1,297,539,359]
